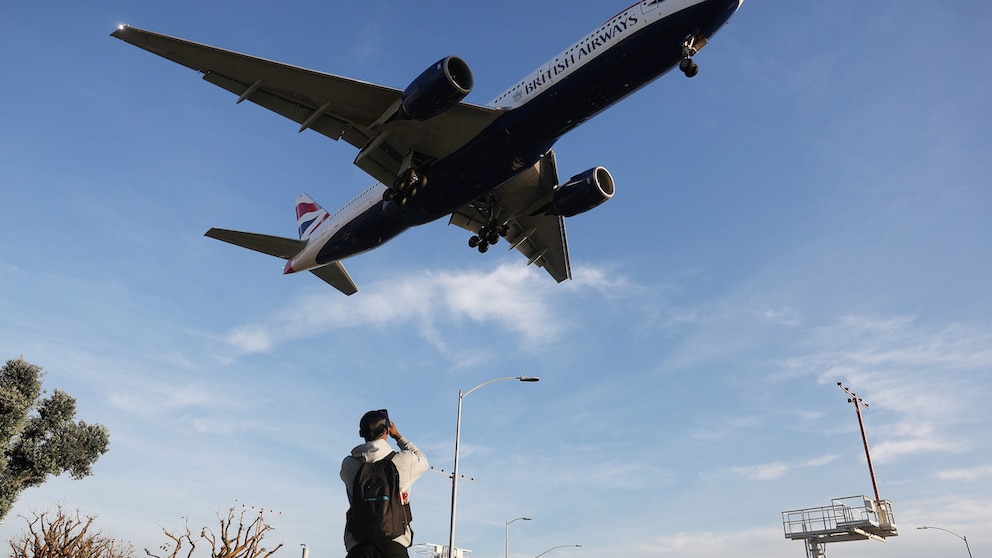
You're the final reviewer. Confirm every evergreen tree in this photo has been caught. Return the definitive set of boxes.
[1,357,110,520]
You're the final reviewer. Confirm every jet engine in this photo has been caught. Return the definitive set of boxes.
[400,56,473,121]
[549,167,615,217]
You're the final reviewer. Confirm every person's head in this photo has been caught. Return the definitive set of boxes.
[359,409,389,441]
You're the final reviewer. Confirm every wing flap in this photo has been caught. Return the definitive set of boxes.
[202,72,361,142]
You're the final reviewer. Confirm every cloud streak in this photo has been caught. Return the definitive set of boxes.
[216,262,631,358]
[729,454,841,481]
[937,464,992,482]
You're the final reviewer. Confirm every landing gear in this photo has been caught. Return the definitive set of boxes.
[679,58,699,78]
[679,34,704,78]
[468,219,508,253]
[383,167,427,207]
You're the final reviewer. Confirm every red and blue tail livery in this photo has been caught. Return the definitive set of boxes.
[295,194,329,240]
[113,0,744,295]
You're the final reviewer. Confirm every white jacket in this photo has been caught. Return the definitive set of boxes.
[340,436,428,550]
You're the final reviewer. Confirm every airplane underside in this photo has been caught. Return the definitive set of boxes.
[113,0,743,293]
[317,0,742,265]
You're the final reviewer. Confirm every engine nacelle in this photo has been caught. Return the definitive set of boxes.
[550,167,615,217]
[400,56,473,121]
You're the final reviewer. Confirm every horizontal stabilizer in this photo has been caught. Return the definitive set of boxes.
[205,228,304,259]
[310,262,359,296]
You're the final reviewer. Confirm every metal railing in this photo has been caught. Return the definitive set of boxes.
[783,496,897,539]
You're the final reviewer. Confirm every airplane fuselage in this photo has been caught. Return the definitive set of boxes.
[305,0,742,268]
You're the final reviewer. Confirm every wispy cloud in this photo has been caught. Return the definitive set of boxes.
[773,314,992,463]
[937,464,992,482]
[218,264,555,353]
[690,415,762,441]
[108,382,214,415]
[639,527,784,557]
[729,454,840,481]
[872,437,966,463]
[214,262,634,359]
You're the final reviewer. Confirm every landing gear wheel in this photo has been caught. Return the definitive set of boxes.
[679,58,699,78]
[406,169,426,191]
[475,219,505,248]
[467,211,508,255]
[388,168,427,205]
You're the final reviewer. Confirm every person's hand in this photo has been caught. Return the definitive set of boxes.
[388,422,401,440]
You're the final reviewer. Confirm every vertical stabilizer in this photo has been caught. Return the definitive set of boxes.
[295,193,329,240]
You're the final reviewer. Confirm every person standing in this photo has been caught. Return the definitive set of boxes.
[341,410,428,558]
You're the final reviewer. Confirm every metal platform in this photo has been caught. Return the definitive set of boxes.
[783,496,897,557]
[413,543,471,558]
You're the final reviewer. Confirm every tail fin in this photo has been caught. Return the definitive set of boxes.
[295,193,329,240]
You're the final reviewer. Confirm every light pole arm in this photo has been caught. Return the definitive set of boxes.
[534,544,581,558]
[464,376,538,398]
[917,526,973,558]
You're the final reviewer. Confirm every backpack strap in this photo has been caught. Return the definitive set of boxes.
[383,451,414,544]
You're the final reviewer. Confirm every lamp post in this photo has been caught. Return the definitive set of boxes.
[506,517,532,558]
[534,544,582,558]
[917,526,973,558]
[447,376,540,558]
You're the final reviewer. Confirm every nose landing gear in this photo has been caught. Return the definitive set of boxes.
[679,34,707,78]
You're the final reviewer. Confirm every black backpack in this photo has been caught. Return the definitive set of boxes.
[346,452,411,543]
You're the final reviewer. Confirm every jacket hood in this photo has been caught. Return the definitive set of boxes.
[350,438,391,463]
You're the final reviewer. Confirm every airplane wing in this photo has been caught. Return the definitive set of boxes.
[448,150,571,283]
[110,26,503,185]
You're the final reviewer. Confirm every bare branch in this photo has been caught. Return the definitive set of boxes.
[7,505,134,558]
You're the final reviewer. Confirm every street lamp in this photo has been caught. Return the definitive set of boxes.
[447,376,540,558]
[506,517,532,558]
[534,544,582,558]
[917,526,973,558]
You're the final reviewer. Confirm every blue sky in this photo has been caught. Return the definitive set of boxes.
[1,1,990,557]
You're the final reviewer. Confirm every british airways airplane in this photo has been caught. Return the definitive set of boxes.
[112,0,744,295]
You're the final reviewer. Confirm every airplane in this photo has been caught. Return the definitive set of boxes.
[112,0,744,295]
